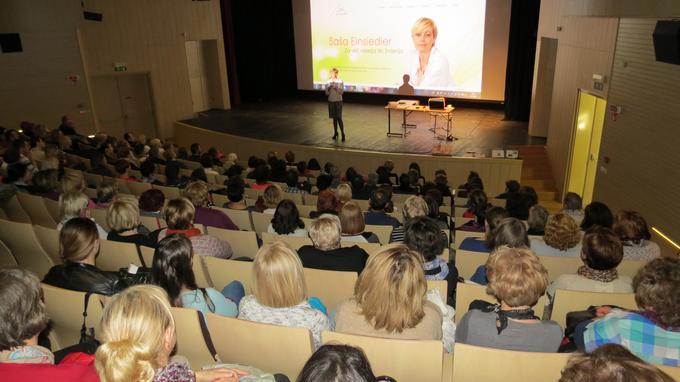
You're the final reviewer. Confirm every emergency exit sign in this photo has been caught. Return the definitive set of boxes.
[113,62,127,72]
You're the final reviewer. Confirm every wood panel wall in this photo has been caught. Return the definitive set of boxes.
[544,16,618,198]
[594,18,680,247]
[174,123,523,197]
[0,0,93,131]
[79,0,229,138]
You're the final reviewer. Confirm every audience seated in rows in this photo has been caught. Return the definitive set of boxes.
[157,198,233,259]
[459,206,510,252]
[182,181,237,230]
[268,199,308,237]
[457,246,563,352]
[44,217,128,295]
[151,234,243,317]
[238,242,330,348]
[364,189,400,228]
[298,214,369,274]
[338,202,379,243]
[530,213,582,257]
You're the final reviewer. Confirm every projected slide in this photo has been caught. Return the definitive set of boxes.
[311,0,486,98]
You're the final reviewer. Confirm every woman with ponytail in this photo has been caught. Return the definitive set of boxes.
[94,285,247,382]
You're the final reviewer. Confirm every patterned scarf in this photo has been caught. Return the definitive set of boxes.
[577,264,618,283]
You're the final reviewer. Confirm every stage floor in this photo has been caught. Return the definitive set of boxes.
[180,99,545,156]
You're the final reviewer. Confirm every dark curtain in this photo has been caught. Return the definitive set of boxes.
[504,0,541,121]
[220,0,241,106]
[221,0,298,104]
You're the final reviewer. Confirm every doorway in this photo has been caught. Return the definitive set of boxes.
[565,90,607,205]
[185,40,223,113]
[90,73,157,139]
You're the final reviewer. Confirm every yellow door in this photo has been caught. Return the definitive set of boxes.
[566,91,606,205]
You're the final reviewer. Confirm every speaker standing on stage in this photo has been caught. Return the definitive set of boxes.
[326,68,345,142]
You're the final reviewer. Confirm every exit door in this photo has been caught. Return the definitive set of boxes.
[566,91,607,205]
[90,73,157,139]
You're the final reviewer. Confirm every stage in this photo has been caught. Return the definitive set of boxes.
[179,99,545,156]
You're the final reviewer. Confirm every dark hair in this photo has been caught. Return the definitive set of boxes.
[91,151,107,168]
[376,166,391,185]
[581,202,613,230]
[226,176,245,202]
[369,189,390,211]
[286,169,299,188]
[351,176,365,192]
[345,167,359,183]
[254,164,270,184]
[398,173,411,190]
[487,218,529,250]
[5,162,29,184]
[408,162,421,177]
[465,171,484,191]
[581,226,623,271]
[296,161,307,174]
[165,162,180,182]
[563,192,583,210]
[467,189,489,225]
[307,158,321,171]
[200,153,214,169]
[404,216,445,262]
[114,159,130,175]
[505,180,520,193]
[225,164,244,178]
[519,186,538,208]
[613,211,651,245]
[190,143,200,155]
[140,159,156,177]
[296,344,378,382]
[133,143,146,157]
[424,188,443,219]
[177,147,189,160]
[0,267,49,351]
[151,234,213,310]
[316,174,333,191]
[323,162,334,174]
[139,189,165,212]
[317,190,340,213]
[271,200,305,235]
[285,150,295,164]
[190,167,207,182]
[247,155,258,168]
[32,169,59,193]
[486,206,510,232]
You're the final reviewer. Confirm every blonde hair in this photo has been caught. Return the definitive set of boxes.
[253,241,307,308]
[263,184,283,209]
[335,183,352,204]
[163,198,195,230]
[544,213,581,250]
[107,197,141,232]
[96,181,118,204]
[403,195,429,220]
[411,17,438,40]
[59,191,89,219]
[354,244,426,333]
[95,285,175,382]
[339,202,365,235]
[486,246,548,307]
[309,214,342,250]
[60,171,85,194]
[182,181,210,208]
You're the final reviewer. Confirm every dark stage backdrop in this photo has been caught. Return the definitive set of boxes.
[503,0,541,121]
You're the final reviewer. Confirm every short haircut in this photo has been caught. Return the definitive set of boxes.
[286,169,299,188]
[190,143,200,154]
[0,268,49,351]
[107,197,141,232]
[335,183,352,204]
[581,226,623,271]
[339,202,365,236]
[96,181,118,204]
[467,189,489,225]
[200,153,214,169]
[182,181,210,208]
[271,199,304,235]
[60,171,85,194]
[309,214,342,251]
[369,188,390,211]
[486,246,548,307]
[114,159,130,175]
[613,210,651,245]
[486,206,510,232]
[559,344,675,382]
[505,180,520,193]
[354,244,426,333]
[544,213,581,250]
[253,241,307,308]
[404,216,445,262]
[59,191,89,219]
[139,189,165,212]
[190,167,207,182]
[563,192,583,211]
[316,189,340,213]
[32,169,59,193]
[316,174,332,191]
[164,198,195,230]
[402,195,429,221]
[263,184,283,209]
[632,257,680,327]
[487,217,529,250]
[226,176,245,202]
[581,201,613,230]
[297,344,377,382]
[412,16,439,39]
[527,205,549,232]
[165,162,180,180]
[254,164,270,184]
[60,217,99,262]
[139,159,155,177]
[284,150,295,163]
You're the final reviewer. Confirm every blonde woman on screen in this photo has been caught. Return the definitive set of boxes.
[404,17,454,89]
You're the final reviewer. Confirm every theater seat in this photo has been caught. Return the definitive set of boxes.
[550,289,637,329]
[213,206,253,231]
[0,219,54,278]
[261,232,313,250]
[205,226,259,259]
[41,284,104,351]
[170,307,219,369]
[0,241,17,267]
[303,267,357,312]
[203,256,253,293]
[16,193,57,229]
[97,240,143,272]
[322,331,444,382]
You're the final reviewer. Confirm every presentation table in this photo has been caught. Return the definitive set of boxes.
[385,102,456,140]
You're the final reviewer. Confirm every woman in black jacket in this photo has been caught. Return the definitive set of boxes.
[43,217,128,295]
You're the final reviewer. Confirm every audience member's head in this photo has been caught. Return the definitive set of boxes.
[487,217,529,250]
[464,171,483,191]
[271,200,305,235]
[253,242,308,308]
[581,201,613,230]
[254,164,270,185]
[165,162,181,182]
[60,217,100,263]
[96,181,118,205]
[613,210,652,246]
[164,198,195,230]
[505,180,520,194]
[0,268,49,352]
[527,205,549,233]
[467,189,489,224]
[354,244,426,333]
[339,202,366,237]
[335,183,352,205]
[107,197,141,233]
[309,214,342,251]
[60,171,85,194]
[404,216,445,262]
[423,188,443,218]
[563,192,583,211]
[317,189,340,213]
[139,189,165,214]
[369,189,390,212]
[151,234,200,308]
[307,158,321,171]
[263,184,283,209]
[59,191,89,220]
[4,162,32,185]
[286,169,300,188]
[402,195,429,221]
[31,169,59,193]
[485,206,510,234]
[190,167,207,182]
[316,174,333,191]
[543,213,581,251]
[296,344,379,382]
[190,143,201,156]
[580,226,623,271]
[345,167,359,183]
[559,344,675,382]
[114,159,131,177]
[139,159,156,178]
[486,246,548,308]
[632,257,680,328]
[182,181,210,208]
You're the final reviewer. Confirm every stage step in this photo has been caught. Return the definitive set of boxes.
[510,145,559,205]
